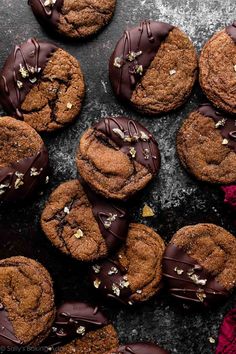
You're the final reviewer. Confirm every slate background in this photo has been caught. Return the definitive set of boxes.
[0,0,236,353]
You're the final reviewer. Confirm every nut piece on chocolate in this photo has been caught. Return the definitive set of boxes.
[109,20,197,115]
[106,343,170,354]
[0,38,85,132]
[0,256,55,348]
[76,116,161,200]
[0,116,49,202]
[177,103,236,184]
[29,0,116,39]
[162,223,236,307]
[199,21,236,114]
[41,180,129,261]
[90,223,166,304]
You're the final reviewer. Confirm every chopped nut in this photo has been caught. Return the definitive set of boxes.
[108,266,118,275]
[74,229,84,239]
[92,265,101,274]
[143,148,150,160]
[126,50,142,61]
[135,64,143,75]
[76,326,86,336]
[19,64,29,78]
[67,102,73,109]
[196,289,207,302]
[169,69,176,75]
[112,283,120,296]
[123,136,132,142]
[30,167,43,176]
[119,278,129,288]
[140,131,149,141]
[45,176,49,184]
[0,183,9,196]
[29,77,37,84]
[14,172,24,189]
[129,147,136,158]
[208,337,215,344]
[113,57,123,68]
[174,267,184,275]
[188,273,207,286]
[104,213,117,229]
[215,118,226,128]
[222,138,229,145]
[63,206,70,214]
[136,289,142,294]
[93,279,101,288]
[142,204,155,217]
[17,80,23,89]
[44,0,56,6]
[112,128,125,140]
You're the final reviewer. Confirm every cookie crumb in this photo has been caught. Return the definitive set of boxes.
[222,138,229,145]
[169,69,176,75]
[67,102,73,109]
[142,204,155,217]
[74,229,84,239]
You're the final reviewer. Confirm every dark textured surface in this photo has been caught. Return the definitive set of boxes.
[0,1,235,353]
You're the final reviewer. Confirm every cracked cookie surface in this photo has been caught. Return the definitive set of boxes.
[29,0,116,39]
[109,21,197,115]
[41,180,129,261]
[177,105,236,184]
[90,223,166,304]
[0,256,55,347]
[199,22,236,114]
[76,116,160,200]
[0,38,85,132]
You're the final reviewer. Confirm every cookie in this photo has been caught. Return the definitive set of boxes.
[28,0,116,39]
[41,180,129,261]
[76,116,160,200]
[0,256,55,348]
[40,301,111,351]
[0,38,85,132]
[162,223,236,307]
[177,103,236,184]
[53,324,118,354]
[0,116,49,202]
[109,20,197,115]
[199,22,236,114]
[106,343,170,354]
[90,223,165,304]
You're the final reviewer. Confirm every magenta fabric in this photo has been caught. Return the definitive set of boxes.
[215,308,236,353]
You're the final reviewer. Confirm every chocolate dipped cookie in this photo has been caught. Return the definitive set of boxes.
[90,223,165,305]
[199,21,236,114]
[29,0,116,39]
[0,116,49,202]
[162,223,236,307]
[41,180,129,261]
[76,116,160,200]
[0,38,85,132]
[109,20,197,114]
[177,103,236,184]
[0,256,55,348]
[107,343,170,354]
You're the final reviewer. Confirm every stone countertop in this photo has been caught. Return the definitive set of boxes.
[0,0,235,353]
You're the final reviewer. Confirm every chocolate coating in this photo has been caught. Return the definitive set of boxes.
[40,302,108,351]
[28,0,63,31]
[226,21,236,43]
[0,38,57,118]
[94,116,160,175]
[162,244,229,306]
[197,103,236,152]
[109,20,173,102]
[0,145,49,202]
[90,259,132,305]
[0,303,22,347]
[112,343,169,354]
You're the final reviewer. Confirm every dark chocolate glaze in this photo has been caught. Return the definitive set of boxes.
[162,244,229,307]
[197,103,236,152]
[226,21,236,43]
[109,20,174,102]
[40,301,108,351]
[84,184,129,252]
[94,116,160,175]
[113,343,170,354]
[0,38,57,118]
[0,303,22,347]
[28,0,63,31]
[90,259,132,305]
[0,144,49,202]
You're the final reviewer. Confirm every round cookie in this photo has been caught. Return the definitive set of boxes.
[109,20,197,115]
[90,223,165,305]
[162,223,236,307]
[0,38,85,132]
[199,22,236,114]
[40,301,112,351]
[0,256,55,348]
[177,103,236,184]
[53,324,118,354]
[41,180,129,261]
[106,343,170,354]
[29,0,116,39]
[0,116,49,202]
[76,116,161,200]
